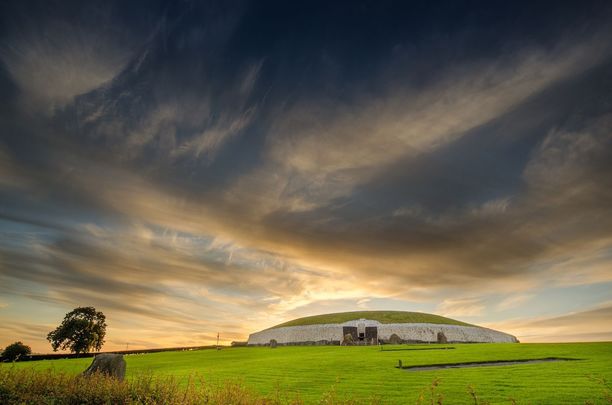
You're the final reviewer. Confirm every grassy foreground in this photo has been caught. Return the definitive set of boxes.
[269,311,474,328]
[3,342,611,404]
[0,368,278,404]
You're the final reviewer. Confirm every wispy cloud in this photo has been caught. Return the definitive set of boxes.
[254,37,611,209]
[496,294,534,311]
[437,298,485,317]
[0,1,153,111]
[485,302,612,342]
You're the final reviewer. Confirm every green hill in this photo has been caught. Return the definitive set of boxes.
[268,310,475,329]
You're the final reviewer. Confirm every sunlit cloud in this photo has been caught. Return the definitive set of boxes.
[437,298,486,317]
[485,303,612,342]
[496,295,534,311]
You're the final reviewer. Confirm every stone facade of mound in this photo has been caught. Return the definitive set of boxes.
[247,319,517,345]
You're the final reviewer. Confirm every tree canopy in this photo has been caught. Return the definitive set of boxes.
[47,306,107,354]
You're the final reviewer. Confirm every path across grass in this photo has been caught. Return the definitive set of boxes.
[4,342,611,404]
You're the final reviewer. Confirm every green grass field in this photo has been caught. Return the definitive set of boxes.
[4,342,612,404]
[268,311,474,329]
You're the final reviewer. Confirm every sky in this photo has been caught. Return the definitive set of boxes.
[1,0,611,353]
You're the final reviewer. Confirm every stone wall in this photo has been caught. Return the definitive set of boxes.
[247,320,517,345]
[248,324,345,345]
[377,323,517,343]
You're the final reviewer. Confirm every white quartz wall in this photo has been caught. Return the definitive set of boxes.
[248,324,344,345]
[247,321,517,345]
[377,323,517,343]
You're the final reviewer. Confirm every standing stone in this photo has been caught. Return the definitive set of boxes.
[341,333,354,346]
[388,334,403,345]
[82,353,126,380]
[269,339,278,348]
[437,332,448,344]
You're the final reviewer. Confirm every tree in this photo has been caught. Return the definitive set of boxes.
[2,341,31,361]
[47,307,107,354]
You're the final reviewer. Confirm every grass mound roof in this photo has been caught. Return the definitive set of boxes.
[269,311,475,329]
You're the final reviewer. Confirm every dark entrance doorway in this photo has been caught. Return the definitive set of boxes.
[365,326,378,341]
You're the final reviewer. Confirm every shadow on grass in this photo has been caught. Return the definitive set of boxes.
[381,346,455,352]
[398,357,581,371]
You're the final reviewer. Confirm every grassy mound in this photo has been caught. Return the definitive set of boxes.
[269,311,474,329]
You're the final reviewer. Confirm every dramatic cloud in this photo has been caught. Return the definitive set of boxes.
[1,0,611,352]
[259,38,609,207]
[0,0,158,112]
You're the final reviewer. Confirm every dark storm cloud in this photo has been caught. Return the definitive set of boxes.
[1,0,612,349]
[255,59,612,283]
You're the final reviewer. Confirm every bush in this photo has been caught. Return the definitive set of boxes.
[1,342,31,361]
